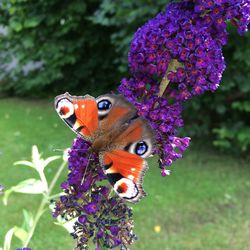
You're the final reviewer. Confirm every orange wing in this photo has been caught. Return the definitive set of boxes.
[100,150,148,203]
[96,96,154,203]
[55,93,98,141]
[73,99,98,137]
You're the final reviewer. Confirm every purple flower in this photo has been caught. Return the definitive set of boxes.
[128,0,249,100]
[96,230,104,239]
[119,0,249,172]
[54,1,250,249]
[60,181,69,189]
[78,214,87,224]
[84,202,98,214]
[161,169,171,177]
[54,138,137,250]
[118,77,190,171]
[110,226,120,236]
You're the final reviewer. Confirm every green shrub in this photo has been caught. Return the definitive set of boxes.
[0,0,123,96]
[0,1,249,152]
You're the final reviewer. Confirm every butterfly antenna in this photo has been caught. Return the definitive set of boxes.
[80,154,92,185]
[54,148,93,184]
[53,148,90,153]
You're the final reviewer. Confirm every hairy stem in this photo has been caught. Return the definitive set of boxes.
[48,160,67,193]
[23,199,47,247]
[23,159,67,247]
[38,170,48,193]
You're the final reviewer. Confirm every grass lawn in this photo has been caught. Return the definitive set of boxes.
[0,97,249,250]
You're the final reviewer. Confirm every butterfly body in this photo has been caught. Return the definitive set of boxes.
[55,92,154,203]
[91,125,126,152]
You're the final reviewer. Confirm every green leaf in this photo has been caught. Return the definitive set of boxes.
[9,7,17,15]
[22,36,34,49]
[14,160,35,169]
[3,179,45,205]
[43,156,61,168]
[23,18,41,28]
[12,178,45,194]
[14,227,28,244]
[31,145,41,167]
[232,101,250,112]
[3,190,13,206]
[22,209,34,231]
[3,226,28,248]
[213,139,231,149]
[30,145,60,172]
[3,227,15,250]
[54,217,77,233]
[99,239,109,250]
[9,18,23,32]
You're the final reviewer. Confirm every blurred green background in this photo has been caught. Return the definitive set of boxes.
[0,1,249,249]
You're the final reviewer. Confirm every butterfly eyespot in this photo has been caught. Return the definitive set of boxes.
[56,99,74,118]
[114,178,138,199]
[117,182,128,194]
[97,99,112,111]
[59,106,70,116]
[127,139,152,158]
[135,141,148,156]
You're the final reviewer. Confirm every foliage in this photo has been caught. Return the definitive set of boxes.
[0,0,249,153]
[0,0,123,96]
[90,0,168,72]
[0,99,250,249]
[1,146,69,249]
[0,0,169,96]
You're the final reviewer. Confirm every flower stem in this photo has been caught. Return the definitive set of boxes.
[23,198,46,247]
[158,59,182,97]
[38,169,49,193]
[23,159,67,247]
[48,159,67,193]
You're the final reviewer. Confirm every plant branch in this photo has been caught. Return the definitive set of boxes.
[48,160,67,194]
[38,170,48,193]
[23,159,67,247]
[158,59,183,98]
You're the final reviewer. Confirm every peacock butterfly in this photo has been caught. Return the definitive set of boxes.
[55,92,154,203]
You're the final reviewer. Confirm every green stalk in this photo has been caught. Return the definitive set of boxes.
[38,169,48,193]
[23,159,67,247]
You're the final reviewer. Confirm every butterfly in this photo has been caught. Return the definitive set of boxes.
[55,92,154,203]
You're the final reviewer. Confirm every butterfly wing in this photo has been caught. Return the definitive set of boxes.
[55,92,155,203]
[55,92,138,142]
[55,92,98,141]
[100,117,155,203]
[100,150,147,203]
[95,93,138,131]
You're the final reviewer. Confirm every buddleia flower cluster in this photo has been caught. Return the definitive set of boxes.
[54,0,250,249]
[119,0,250,173]
[53,138,137,250]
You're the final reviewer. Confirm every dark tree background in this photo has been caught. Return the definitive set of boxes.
[0,0,249,152]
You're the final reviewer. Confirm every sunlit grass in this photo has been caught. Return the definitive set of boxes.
[0,98,249,250]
